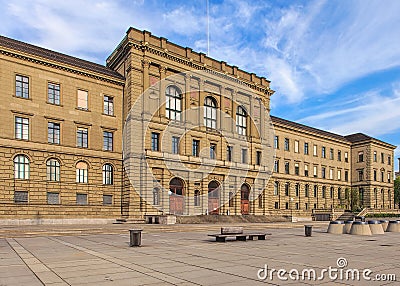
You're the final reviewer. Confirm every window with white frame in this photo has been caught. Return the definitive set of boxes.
[204,96,217,129]
[165,86,182,120]
[76,161,88,183]
[102,163,113,185]
[48,122,60,144]
[46,158,60,181]
[14,155,30,179]
[236,106,247,135]
[15,117,29,140]
[16,75,29,98]
[103,95,114,115]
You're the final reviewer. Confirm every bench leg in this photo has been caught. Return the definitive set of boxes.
[236,235,246,241]
[258,235,266,240]
[216,237,226,242]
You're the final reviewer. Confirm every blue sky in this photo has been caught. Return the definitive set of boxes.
[1,0,400,170]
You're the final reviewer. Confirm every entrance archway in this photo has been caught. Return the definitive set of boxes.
[241,183,250,214]
[169,177,184,215]
[208,181,220,215]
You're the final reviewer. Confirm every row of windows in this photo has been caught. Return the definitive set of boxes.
[13,155,114,184]
[166,86,248,134]
[275,136,350,162]
[14,116,114,151]
[274,160,349,181]
[151,132,262,164]
[13,190,113,205]
[15,75,115,115]
[273,182,392,200]
[360,151,391,165]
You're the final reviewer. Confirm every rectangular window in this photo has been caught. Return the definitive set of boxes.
[388,173,391,183]
[48,122,60,144]
[322,147,326,158]
[314,186,318,198]
[16,75,29,98]
[103,195,113,205]
[330,169,334,180]
[192,139,200,157]
[304,164,309,177]
[226,146,232,161]
[381,171,384,182]
[210,143,216,159]
[305,203,309,210]
[388,156,391,165]
[373,151,377,162]
[294,163,299,175]
[345,170,349,182]
[76,193,88,205]
[374,170,377,181]
[77,127,88,148]
[330,148,334,160]
[172,136,179,154]
[47,192,60,205]
[103,95,114,115]
[284,138,289,151]
[295,184,299,196]
[313,145,317,156]
[337,170,341,180]
[274,160,279,173]
[274,182,279,195]
[151,132,159,151]
[241,149,248,164]
[338,150,342,161]
[103,131,113,151]
[358,152,364,162]
[285,162,290,174]
[294,140,299,153]
[322,167,326,179]
[274,202,279,209]
[305,185,309,197]
[274,136,279,149]
[313,166,318,178]
[48,83,60,105]
[304,143,309,155]
[15,117,29,140]
[285,183,289,196]
[358,170,364,181]
[77,89,88,110]
[345,152,348,163]
[381,153,385,163]
[256,151,262,165]
[14,191,28,204]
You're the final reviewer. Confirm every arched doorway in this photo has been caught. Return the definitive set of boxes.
[169,178,184,215]
[208,181,220,215]
[241,184,250,214]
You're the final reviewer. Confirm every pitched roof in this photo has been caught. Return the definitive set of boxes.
[0,35,124,80]
[271,115,348,142]
[344,133,372,143]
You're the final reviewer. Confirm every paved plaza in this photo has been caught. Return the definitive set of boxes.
[0,222,398,285]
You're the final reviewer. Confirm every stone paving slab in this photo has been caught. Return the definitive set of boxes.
[0,223,399,285]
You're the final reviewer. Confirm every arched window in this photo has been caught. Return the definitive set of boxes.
[153,188,160,205]
[76,161,88,183]
[165,86,182,120]
[102,163,113,185]
[46,158,60,181]
[14,155,30,179]
[236,106,247,135]
[204,96,217,129]
[194,190,200,206]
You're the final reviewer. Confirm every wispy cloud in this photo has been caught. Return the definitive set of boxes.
[299,83,400,136]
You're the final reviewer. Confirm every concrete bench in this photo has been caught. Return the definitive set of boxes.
[208,227,271,242]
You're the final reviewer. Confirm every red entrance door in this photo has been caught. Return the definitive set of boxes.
[169,178,184,215]
[241,184,250,215]
[208,181,220,215]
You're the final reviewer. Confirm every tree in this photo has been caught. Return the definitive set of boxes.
[395,177,400,209]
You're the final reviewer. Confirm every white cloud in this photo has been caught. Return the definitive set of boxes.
[299,85,400,136]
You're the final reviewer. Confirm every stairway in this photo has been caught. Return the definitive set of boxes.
[336,211,355,221]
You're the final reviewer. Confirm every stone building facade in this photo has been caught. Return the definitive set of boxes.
[0,27,396,221]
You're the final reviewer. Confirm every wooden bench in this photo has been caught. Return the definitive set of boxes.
[208,227,271,242]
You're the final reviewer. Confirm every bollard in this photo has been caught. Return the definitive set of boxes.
[344,220,353,234]
[380,220,389,232]
[129,229,143,247]
[386,221,400,232]
[368,220,384,235]
[304,225,313,237]
[327,221,345,234]
[349,221,371,236]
